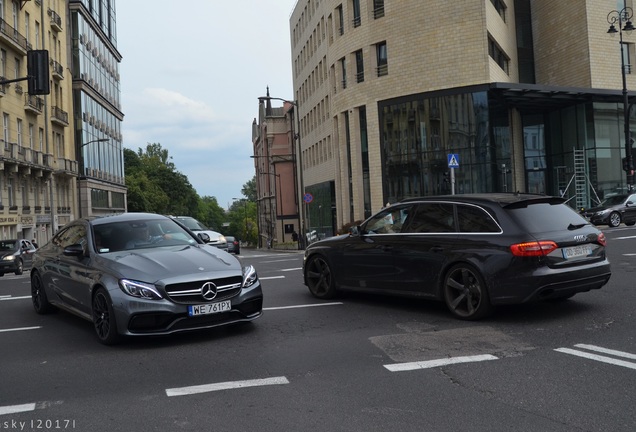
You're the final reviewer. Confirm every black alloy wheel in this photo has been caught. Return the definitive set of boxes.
[305,255,337,299]
[31,272,54,314]
[608,212,621,228]
[92,288,120,345]
[443,264,492,320]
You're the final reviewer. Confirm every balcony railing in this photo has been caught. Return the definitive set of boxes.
[50,60,64,79]
[0,18,28,53]
[51,106,69,126]
[25,94,44,114]
[48,9,62,32]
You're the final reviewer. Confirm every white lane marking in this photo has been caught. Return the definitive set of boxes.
[0,326,41,333]
[622,253,636,256]
[281,267,302,272]
[384,354,498,372]
[555,348,636,370]
[574,344,636,360]
[260,276,285,280]
[0,403,36,416]
[166,376,289,397]
[264,302,343,311]
[0,295,31,301]
[615,235,636,240]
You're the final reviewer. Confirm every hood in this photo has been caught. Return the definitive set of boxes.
[99,244,239,283]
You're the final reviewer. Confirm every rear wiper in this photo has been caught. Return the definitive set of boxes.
[568,223,587,230]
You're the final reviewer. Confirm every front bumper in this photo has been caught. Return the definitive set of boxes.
[111,282,263,336]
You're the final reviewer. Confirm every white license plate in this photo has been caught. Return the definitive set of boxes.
[188,300,231,316]
[562,245,592,259]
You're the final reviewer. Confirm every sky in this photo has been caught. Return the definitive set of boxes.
[116,1,298,210]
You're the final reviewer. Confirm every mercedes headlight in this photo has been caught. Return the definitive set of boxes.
[2,255,15,262]
[242,265,258,288]
[119,279,163,300]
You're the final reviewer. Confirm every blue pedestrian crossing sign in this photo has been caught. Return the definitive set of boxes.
[447,153,460,168]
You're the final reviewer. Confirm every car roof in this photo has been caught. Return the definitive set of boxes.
[399,193,565,208]
[88,212,169,226]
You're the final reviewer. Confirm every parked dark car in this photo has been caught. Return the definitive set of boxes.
[303,193,611,320]
[579,193,636,227]
[30,213,262,345]
[0,239,37,276]
[226,236,240,254]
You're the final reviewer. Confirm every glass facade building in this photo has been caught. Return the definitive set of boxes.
[70,0,125,217]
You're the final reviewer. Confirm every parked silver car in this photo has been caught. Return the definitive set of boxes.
[31,213,262,345]
[170,216,228,251]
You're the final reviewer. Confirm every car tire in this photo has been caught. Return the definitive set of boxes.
[14,259,23,275]
[92,288,121,345]
[608,212,621,228]
[31,271,55,314]
[443,263,493,320]
[305,255,337,299]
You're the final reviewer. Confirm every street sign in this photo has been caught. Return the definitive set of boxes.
[303,193,313,204]
[448,153,460,168]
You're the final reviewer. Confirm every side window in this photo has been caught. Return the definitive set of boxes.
[364,205,411,234]
[628,194,636,204]
[52,224,87,250]
[457,205,501,233]
[406,203,455,233]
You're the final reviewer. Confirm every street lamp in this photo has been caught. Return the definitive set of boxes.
[608,7,636,189]
[77,137,109,218]
[258,93,306,247]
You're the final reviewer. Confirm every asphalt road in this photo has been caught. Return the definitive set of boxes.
[1,228,635,432]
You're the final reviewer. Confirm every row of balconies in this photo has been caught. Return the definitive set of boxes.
[0,76,68,125]
[1,142,77,178]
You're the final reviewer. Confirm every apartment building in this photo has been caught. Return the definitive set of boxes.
[0,0,74,244]
[290,0,636,236]
[0,0,123,244]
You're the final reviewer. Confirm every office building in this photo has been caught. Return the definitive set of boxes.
[290,0,635,236]
[70,0,125,218]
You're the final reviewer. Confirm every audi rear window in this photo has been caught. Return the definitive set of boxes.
[505,203,589,234]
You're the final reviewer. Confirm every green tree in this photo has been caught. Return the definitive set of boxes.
[241,176,257,202]
[124,143,227,227]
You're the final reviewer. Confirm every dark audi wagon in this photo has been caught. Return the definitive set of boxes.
[303,193,611,320]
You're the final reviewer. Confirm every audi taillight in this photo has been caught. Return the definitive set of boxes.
[510,240,558,257]
[597,232,606,247]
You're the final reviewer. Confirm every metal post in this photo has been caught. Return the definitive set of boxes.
[609,7,636,190]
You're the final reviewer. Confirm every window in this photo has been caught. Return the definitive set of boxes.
[13,57,19,79]
[0,49,5,78]
[373,0,385,19]
[337,4,344,35]
[355,49,364,83]
[3,113,8,149]
[376,41,388,76]
[406,203,455,233]
[623,42,632,74]
[488,37,509,74]
[352,0,361,27]
[490,0,506,21]
[16,118,22,151]
[365,205,411,234]
[457,205,501,233]
[340,57,347,89]
[8,177,14,207]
